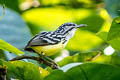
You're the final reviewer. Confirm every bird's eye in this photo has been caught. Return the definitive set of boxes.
[72,24,75,26]
[68,24,73,26]
[69,24,76,26]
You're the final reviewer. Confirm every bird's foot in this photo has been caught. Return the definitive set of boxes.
[38,53,59,69]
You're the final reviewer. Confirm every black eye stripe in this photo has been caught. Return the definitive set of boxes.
[55,23,77,33]
[64,27,74,35]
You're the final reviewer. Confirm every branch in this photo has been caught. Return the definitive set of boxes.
[10,55,38,61]
[10,55,59,69]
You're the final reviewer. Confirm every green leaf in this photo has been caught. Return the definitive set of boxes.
[92,53,120,66]
[66,63,120,80]
[96,31,108,41]
[45,63,120,80]
[107,17,120,41]
[66,30,103,51]
[77,14,104,33]
[108,38,120,51]
[45,70,68,80]
[23,8,104,34]
[57,56,73,67]
[107,17,120,51]
[0,39,24,55]
[57,52,100,67]
[0,6,31,49]
[0,60,42,80]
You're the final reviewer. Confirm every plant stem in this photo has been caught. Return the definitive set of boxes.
[10,55,59,69]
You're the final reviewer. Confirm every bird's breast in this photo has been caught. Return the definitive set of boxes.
[31,42,65,56]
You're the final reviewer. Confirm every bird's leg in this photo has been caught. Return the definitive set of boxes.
[43,56,58,66]
[37,52,59,69]
[44,56,59,69]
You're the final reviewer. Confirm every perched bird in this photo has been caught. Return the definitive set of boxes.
[24,22,86,56]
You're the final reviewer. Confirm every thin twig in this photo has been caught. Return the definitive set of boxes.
[92,51,101,61]
[10,55,59,69]
[0,4,5,21]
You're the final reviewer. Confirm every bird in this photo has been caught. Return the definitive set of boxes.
[24,22,87,56]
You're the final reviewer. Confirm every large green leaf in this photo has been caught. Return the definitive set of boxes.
[57,52,99,67]
[77,14,104,33]
[0,6,31,49]
[108,38,120,51]
[107,17,120,41]
[23,8,104,34]
[107,17,120,51]
[45,70,67,80]
[66,30,103,51]
[96,31,108,41]
[0,39,24,55]
[0,60,42,80]
[45,63,120,80]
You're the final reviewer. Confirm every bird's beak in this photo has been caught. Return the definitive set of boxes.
[76,24,87,28]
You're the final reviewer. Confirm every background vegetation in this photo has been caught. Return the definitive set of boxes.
[0,0,120,80]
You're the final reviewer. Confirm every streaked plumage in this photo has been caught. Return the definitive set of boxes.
[25,22,86,56]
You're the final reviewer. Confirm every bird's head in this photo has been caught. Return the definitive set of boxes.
[55,22,87,38]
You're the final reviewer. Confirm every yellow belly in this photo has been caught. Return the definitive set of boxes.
[31,42,64,56]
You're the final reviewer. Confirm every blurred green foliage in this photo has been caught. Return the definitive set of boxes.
[105,0,120,18]
[0,60,42,80]
[45,63,120,80]
[0,39,24,55]
[0,0,20,13]
[0,0,120,80]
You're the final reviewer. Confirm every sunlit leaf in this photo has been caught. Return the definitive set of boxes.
[66,30,103,51]
[57,52,99,67]
[107,17,120,51]
[108,38,120,51]
[0,39,24,55]
[39,67,50,78]
[22,8,103,34]
[0,60,42,80]
[107,17,120,41]
[96,31,108,41]
[45,69,67,80]
[92,53,120,66]
[77,14,104,32]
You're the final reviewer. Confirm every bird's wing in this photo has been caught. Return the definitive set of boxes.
[25,32,52,48]
[25,31,61,50]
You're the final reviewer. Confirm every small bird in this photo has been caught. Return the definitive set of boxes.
[24,22,86,56]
